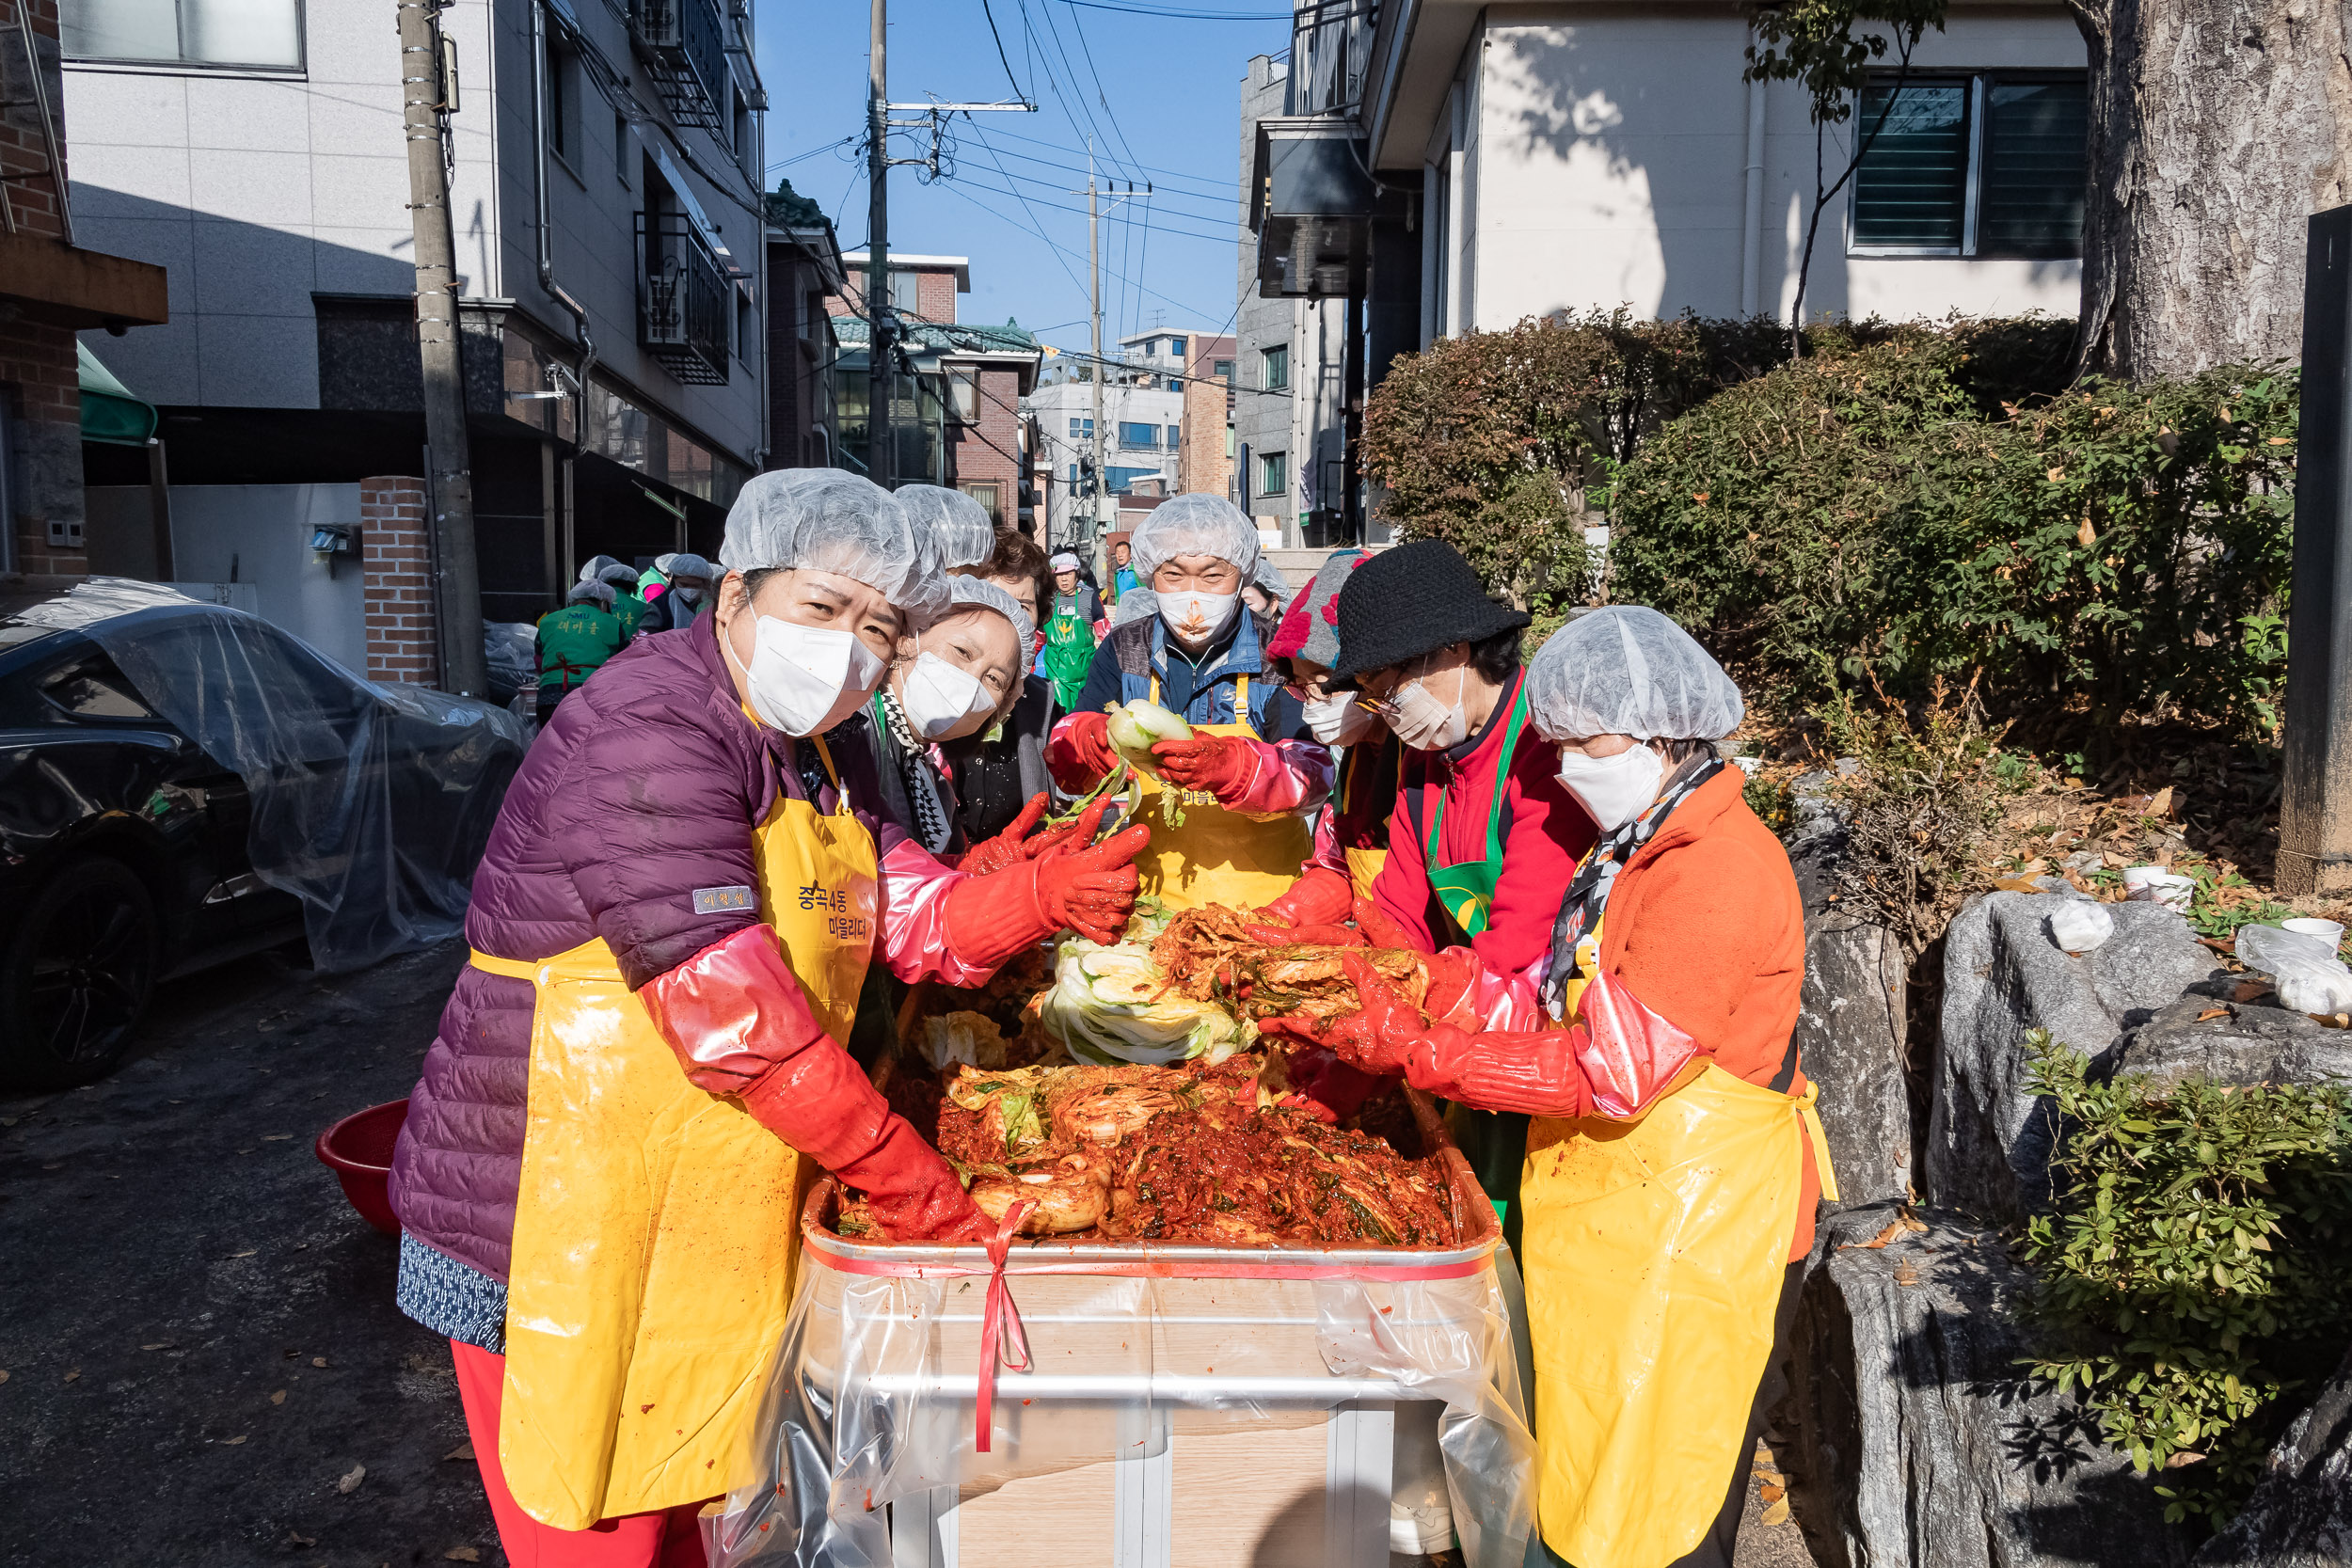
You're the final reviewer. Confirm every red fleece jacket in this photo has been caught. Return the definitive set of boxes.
[1371,669,1596,981]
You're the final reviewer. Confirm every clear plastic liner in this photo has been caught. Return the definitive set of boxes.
[706,1117,1534,1567]
[15,581,529,972]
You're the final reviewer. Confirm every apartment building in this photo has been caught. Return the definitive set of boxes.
[1176,332,1235,503]
[765,211,847,471]
[1027,353,1184,554]
[826,251,1042,516]
[59,0,769,656]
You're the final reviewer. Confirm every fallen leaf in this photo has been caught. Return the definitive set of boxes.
[1893,1260,1921,1287]
[271,1390,287,1405]
[337,1463,366,1494]
[1760,1482,1788,1503]
[2148,785,2174,817]
[288,1532,315,1547]
[1762,1498,1791,1526]
[63,1369,79,1383]
[261,1133,291,1142]
[444,1549,482,1562]
[2232,979,2274,1003]
[312,1357,327,1369]
[141,1343,168,1352]
[1993,877,2042,894]
[1754,1468,1785,1486]
[2196,1008,2231,1023]
[2075,516,2097,548]
[230,1250,257,1259]
[1899,1212,1930,1233]
[0,1370,9,1384]
[2314,1013,2352,1030]
[2166,1450,2207,1468]
[1755,1443,1776,1465]
[444,1441,475,1462]
[223,1434,247,1446]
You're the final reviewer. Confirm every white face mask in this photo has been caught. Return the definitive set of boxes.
[1554,743,1666,832]
[898,650,998,741]
[1158,589,1239,644]
[725,613,886,736]
[1303,692,1379,748]
[1382,663,1470,752]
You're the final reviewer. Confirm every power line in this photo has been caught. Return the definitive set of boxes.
[947,170,1239,245]
[982,119,1240,191]
[953,133,1236,208]
[1060,0,1291,15]
[977,0,1030,103]
[1055,1,1145,181]
[929,177,1236,329]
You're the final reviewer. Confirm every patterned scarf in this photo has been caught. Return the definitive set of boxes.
[877,687,954,853]
[1541,753,1724,1019]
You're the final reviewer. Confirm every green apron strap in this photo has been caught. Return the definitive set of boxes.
[1420,676,1533,939]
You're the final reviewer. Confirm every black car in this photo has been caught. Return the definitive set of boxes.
[0,604,526,1089]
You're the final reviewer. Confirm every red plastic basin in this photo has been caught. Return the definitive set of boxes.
[315,1099,407,1236]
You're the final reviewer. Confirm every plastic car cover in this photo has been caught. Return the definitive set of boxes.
[703,1201,1535,1567]
[14,579,529,973]
[485,621,537,705]
[1525,604,1744,742]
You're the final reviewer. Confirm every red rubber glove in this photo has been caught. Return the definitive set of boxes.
[942,799,1154,961]
[1253,865,1355,929]
[1352,894,1424,952]
[1257,953,1425,1075]
[1150,734,1257,803]
[1419,947,1486,1022]
[961,792,1079,878]
[1047,711,1118,794]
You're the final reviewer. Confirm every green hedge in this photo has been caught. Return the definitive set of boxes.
[1607,335,2296,734]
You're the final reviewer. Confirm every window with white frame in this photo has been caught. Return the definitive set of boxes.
[64,0,304,70]
[1850,72,2088,258]
[948,368,979,423]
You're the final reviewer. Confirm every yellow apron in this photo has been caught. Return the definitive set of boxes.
[1519,1062,1837,1568]
[1343,845,1388,899]
[1337,743,1391,898]
[1134,673,1312,911]
[492,736,877,1529]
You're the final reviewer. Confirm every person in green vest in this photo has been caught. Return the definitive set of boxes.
[535,579,625,726]
[1040,551,1098,712]
[594,562,649,640]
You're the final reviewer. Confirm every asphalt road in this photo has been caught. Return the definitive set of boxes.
[0,939,492,1568]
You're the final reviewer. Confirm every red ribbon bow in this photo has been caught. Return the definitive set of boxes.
[974,1200,1034,1454]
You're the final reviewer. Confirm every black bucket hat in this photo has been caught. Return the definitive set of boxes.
[1330,539,1532,682]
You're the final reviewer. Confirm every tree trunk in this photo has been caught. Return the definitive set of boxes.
[2072,0,2352,379]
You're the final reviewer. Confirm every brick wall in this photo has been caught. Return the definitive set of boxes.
[1178,336,1235,501]
[361,476,438,685]
[915,268,956,325]
[946,359,1023,519]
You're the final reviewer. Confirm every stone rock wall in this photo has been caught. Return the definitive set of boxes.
[1790,828,1915,1207]
[1785,1205,2191,1568]
[1929,893,2214,1221]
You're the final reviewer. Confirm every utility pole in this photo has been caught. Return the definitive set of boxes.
[1088,142,1105,553]
[866,0,891,486]
[395,0,487,697]
[2281,205,2352,895]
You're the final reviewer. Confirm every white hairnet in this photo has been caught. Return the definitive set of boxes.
[933,573,1035,651]
[662,552,712,581]
[1130,494,1260,579]
[720,468,948,621]
[597,562,641,589]
[566,578,615,610]
[1248,558,1291,601]
[1111,587,1158,626]
[1527,606,1744,742]
[897,484,997,570]
[578,554,622,582]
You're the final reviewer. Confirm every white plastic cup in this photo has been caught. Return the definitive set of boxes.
[2122,866,2196,912]
[2284,917,2346,951]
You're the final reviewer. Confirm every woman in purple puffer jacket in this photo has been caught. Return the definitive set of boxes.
[387,470,1148,1567]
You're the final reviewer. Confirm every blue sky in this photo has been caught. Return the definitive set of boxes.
[754,1,1292,353]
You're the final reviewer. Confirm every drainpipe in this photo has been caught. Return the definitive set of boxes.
[531,0,597,464]
[1740,24,1767,319]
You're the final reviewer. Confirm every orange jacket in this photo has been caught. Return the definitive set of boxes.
[1597,767,1815,1255]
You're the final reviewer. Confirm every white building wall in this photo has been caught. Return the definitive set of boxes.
[1458,4,2083,332]
[62,0,766,467]
[1027,377,1184,549]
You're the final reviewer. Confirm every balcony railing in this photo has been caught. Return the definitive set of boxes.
[637,213,730,386]
[627,0,729,132]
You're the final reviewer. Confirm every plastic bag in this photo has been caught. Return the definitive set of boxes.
[19,581,529,972]
[2045,901,2114,955]
[704,1240,1534,1567]
[2236,923,2352,1015]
